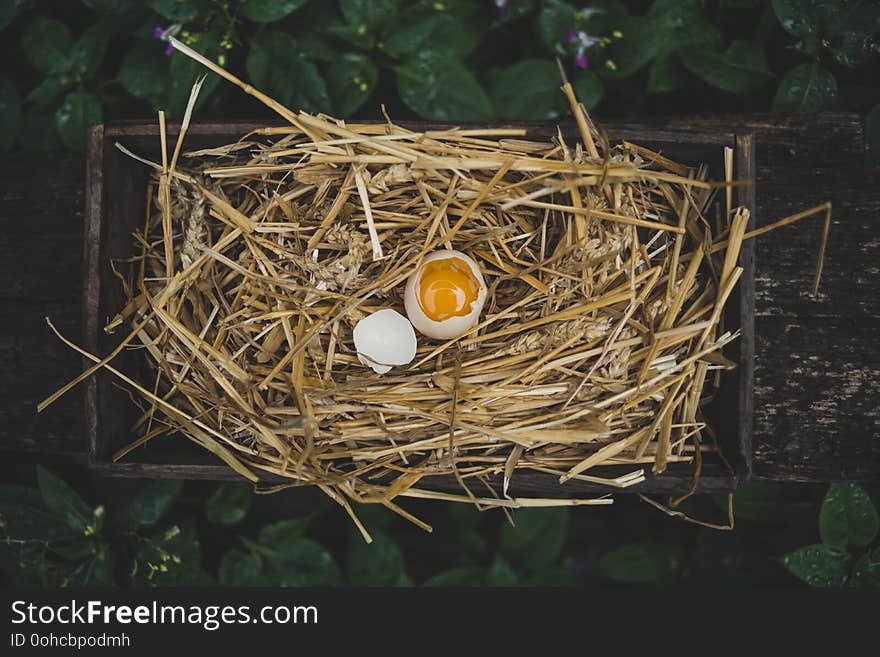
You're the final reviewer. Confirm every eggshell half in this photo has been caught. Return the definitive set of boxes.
[404,250,487,340]
[353,308,417,374]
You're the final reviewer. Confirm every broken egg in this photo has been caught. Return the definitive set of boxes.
[404,250,487,340]
[353,308,417,374]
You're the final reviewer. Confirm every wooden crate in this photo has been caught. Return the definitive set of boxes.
[84,121,755,495]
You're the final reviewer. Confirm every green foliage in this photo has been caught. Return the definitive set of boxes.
[240,0,309,24]
[500,507,569,571]
[772,63,837,112]
[205,482,251,525]
[55,90,102,150]
[680,40,773,93]
[488,59,565,120]
[395,51,495,121]
[129,479,183,528]
[851,548,880,587]
[348,529,407,586]
[246,30,330,114]
[36,466,96,534]
[326,53,378,116]
[21,16,74,76]
[782,483,879,587]
[383,6,482,60]
[134,523,210,585]
[148,0,201,22]
[3,467,880,588]
[782,544,849,587]
[819,483,879,548]
[597,540,681,583]
[0,0,875,157]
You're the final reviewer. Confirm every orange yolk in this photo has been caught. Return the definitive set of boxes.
[418,257,481,322]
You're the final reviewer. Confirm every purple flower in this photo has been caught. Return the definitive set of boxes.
[575,53,589,69]
[494,0,507,18]
[566,27,577,44]
[153,25,179,57]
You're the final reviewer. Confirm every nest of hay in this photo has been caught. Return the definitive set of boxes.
[42,37,832,538]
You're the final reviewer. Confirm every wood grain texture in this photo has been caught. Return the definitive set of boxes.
[1,113,877,485]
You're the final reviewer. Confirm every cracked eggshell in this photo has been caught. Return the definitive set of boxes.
[404,250,487,340]
[353,308,417,374]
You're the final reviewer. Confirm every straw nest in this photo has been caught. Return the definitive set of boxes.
[43,36,832,538]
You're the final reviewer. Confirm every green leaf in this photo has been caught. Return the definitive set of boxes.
[538,0,576,55]
[680,40,773,93]
[69,23,111,78]
[866,104,880,172]
[205,482,251,525]
[727,481,822,524]
[500,507,569,571]
[772,0,879,67]
[771,0,822,38]
[296,31,338,61]
[246,32,330,114]
[782,544,849,587]
[259,537,343,586]
[348,530,406,586]
[26,76,67,108]
[572,70,604,110]
[819,483,879,548]
[487,59,565,121]
[647,53,689,94]
[134,523,208,586]
[118,44,169,106]
[55,90,102,151]
[382,10,482,60]
[83,0,142,14]
[851,548,880,588]
[340,0,401,36]
[491,0,537,27]
[0,0,31,31]
[128,479,182,528]
[603,1,721,80]
[21,16,74,75]
[148,0,200,22]
[167,35,220,117]
[486,555,519,586]
[423,566,484,587]
[241,0,308,22]
[597,541,681,583]
[218,548,264,585]
[0,484,76,541]
[772,63,836,112]
[258,518,309,547]
[50,539,99,562]
[66,544,115,586]
[395,51,495,121]
[36,466,94,533]
[0,76,21,148]
[326,53,378,117]
[525,564,576,586]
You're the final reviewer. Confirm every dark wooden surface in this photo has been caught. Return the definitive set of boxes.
[1,113,878,483]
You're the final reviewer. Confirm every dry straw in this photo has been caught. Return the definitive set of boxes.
[41,36,832,540]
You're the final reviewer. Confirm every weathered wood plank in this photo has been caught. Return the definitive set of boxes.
[1,113,877,483]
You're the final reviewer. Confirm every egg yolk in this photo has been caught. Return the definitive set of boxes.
[418,257,481,322]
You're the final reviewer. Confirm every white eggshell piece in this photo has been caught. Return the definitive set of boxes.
[353,308,417,374]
